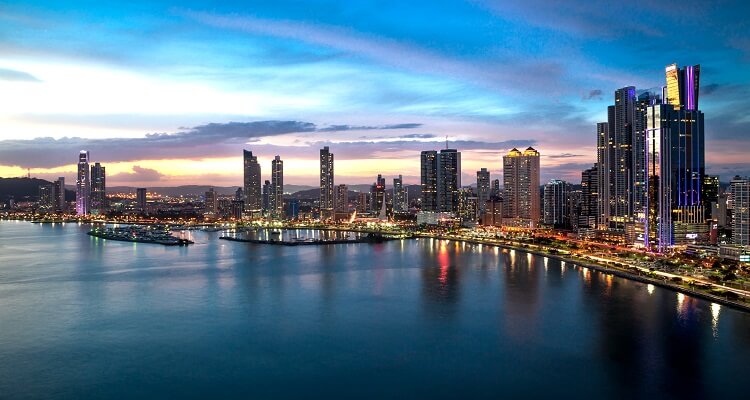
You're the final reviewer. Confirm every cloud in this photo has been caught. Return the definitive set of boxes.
[317,123,422,132]
[0,67,41,82]
[583,89,602,100]
[109,166,163,182]
[546,153,584,159]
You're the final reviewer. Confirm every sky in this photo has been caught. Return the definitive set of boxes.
[1,0,749,187]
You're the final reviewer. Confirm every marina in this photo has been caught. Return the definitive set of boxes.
[88,225,194,246]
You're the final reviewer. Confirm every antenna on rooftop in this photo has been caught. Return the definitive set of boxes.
[445,136,449,149]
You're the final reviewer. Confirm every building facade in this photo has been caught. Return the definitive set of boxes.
[90,162,106,215]
[503,147,540,227]
[543,179,571,228]
[477,168,490,215]
[243,150,262,216]
[271,155,284,219]
[76,151,90,215]
[320,146,335,216]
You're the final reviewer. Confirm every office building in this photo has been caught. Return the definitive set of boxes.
[544,179,571,228]
[205,188,217,215]
[482,199,503,227]
[76,150,90,215]
[335,184,348,213]
[320,146,334,217]
[371,174,386,213]
[271,155,283,219]
[420,150,438,212]
[644,63,705,252]
[262,180,271,213]
[703,175,720,220]
[38,184,53,211]
[457,188,478,224]
[357,192,369,213]
[243,150,262,216]
[491,179,501,199]
[477,168,490,215]
[437,149,461,213]
[503,147,540,227]
[580,165,598,229]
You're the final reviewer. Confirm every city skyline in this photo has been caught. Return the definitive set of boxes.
[1,1,749,186]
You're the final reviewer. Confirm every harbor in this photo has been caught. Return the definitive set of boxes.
[220,231,397,246]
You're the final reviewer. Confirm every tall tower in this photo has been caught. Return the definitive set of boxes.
[271,155,283,219]
[437,149,461,213]
[580,165,599,229]
[644,63,705,252]
[730,176,749,246]
[503,147,540,227]
[243,150,262,216]
[53,177,66,213]
[76,151,90,215]
[319,146,334,217]
[371,174,386,212]
[477,168,490,215]
[420,150,438,212]
[335,184,349,213]
[90,162,106,215]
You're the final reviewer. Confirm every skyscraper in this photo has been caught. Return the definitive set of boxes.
[580,165,599,229]
[262,180,271,213]
[491,178,501,200]
[702,175,720,220]
[543,179,571,228]
[271,155,284,219]
[420,150,438,212]
[38,184,53,211]
[644,63,705,252]
[731,176,749,246]
[243,150,262,216]
[371,174,386,212]
[90,162,106,215]
[437,149,461,213]
[503,147,540,227]
[53,177,66,213]
[393,175,407,213]
[76,151,90,215]
[477,168,490,216]
[320,146,334,217]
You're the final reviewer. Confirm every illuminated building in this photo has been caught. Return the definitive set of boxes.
[243,150,262,216]
[580,165,598,229]
[420,150,438,212]
[437,149,461,213]
[644,63,705,252]
[731,176,749,246]
[90,162,106,215]
[481,199,503,227]
[356,192,369,213]
[231,200,244,220]
[286,199,300,220]
[262,180,271,213]
[543,179,571,228]
[271,155,284,219]
[319,146,334,217]
[477,168,490,215]
[503,147,540,228]
[457,187,478,224]
[371,174,386,212]
[136,188,147,212]
[38,184,53,211]
[665,63,700,111]
[76,150,90,215]
[53,177,66,213]
[393,175,407,213]
[491,178,500,199]
[702,175,719,220]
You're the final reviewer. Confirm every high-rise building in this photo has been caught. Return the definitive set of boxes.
[90,162,106,215]
[491,178,501,200]
[271,155,283,219]
[335,184,349,213]
[262,180,271,213]
[371,174,386,212]
[243,150,262,216]
[38,184,53,211]
[543,179,571,228]
[76,150,90,215]
[205,188,217,214]
[457,188,478,223]
[503,147,540,227]
[286,199,300,220]
[136,188,147,213]
[477,168,490,215]
[393,175,407,213]
[703,175,720,220]
[482,199,503,227]
[420,150,438,212]
[731,176,749,246]
[53,177,66,213]
[357,192,369,213]
[437,149,461,213]
[320,147,334,216]
[580,165,599,229]
[644,63,705,252]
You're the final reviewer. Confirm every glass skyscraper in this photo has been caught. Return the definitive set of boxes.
[76,151,90,215]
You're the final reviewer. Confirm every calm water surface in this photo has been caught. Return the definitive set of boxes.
[1,221,749,399]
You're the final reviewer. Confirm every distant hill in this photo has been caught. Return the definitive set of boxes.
[0,177,74,201]
[287,184,421,200]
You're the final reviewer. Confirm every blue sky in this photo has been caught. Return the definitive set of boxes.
[1,0,748,186]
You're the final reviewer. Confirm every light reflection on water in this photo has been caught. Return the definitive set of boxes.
[0,221,749,399]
